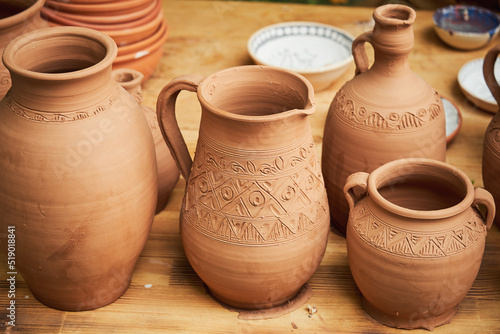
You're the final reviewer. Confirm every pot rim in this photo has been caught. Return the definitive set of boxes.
[196,65,315,123]
[373,4,416,27]
[45,0,151,14]
[367,158,474,219]
[2,26,117,81]
[0,0,46,29]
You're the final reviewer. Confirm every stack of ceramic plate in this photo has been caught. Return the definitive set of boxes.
[41,0,167,81]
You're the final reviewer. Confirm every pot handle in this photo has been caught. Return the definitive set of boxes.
[343,172,370,213]
[473,188,496,230]
[352,31,373,75]
[483,43,500,107]
[156,74,204,180]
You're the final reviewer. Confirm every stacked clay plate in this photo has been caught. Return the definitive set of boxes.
[41,0,167,81]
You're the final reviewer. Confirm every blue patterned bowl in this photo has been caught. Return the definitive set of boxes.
[433,5,500,50]
[248,21,354,91]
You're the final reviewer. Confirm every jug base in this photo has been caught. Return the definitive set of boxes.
[208,283,312,320]
[362,296,455,331]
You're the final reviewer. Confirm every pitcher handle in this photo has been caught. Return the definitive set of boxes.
[343,172,370,213]
[483,43,500,106]
[352,31,373,75]
[473,188,496,230]
[156,74,204,180]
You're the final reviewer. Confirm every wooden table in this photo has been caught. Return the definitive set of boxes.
[2,1,500,333]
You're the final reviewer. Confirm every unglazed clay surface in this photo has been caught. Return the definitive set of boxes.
[0,27,157,311]
[344,158,495,330]
[156,66,330,311]
[0,0,48,99]
[112,68,179,213]
[482,43,500,228]
[322,4,447,235]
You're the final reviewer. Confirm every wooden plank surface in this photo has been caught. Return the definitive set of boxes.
[1,1,500,333]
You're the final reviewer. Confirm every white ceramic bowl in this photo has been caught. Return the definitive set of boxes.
[433,5,500,50]
[248,21,354,91]
[458,57,500,113]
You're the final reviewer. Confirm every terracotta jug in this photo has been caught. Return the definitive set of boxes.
[322,4,447,235]
[156,66,330,310]
[112,68,179,213]
[482,43,500,228]
[0,0,48,99]
[0,27,157,310]
[344,158,495,330]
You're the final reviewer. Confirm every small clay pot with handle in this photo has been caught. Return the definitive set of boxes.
[344,158,495,330]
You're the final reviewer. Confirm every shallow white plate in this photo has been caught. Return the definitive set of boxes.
[248,21,354,91]
[442,96,462,144]
[458,58,499,113]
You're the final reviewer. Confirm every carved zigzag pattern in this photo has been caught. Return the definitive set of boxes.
[351,208,486,258]
[184,160,327,245]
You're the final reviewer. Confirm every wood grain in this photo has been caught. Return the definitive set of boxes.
[1,1,500,333]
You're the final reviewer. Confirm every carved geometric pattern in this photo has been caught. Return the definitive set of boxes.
[5,85,120,123]
[183,134,329,245]
[350,206,487,258]
[333,87,443,131]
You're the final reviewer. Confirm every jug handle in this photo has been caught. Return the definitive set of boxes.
[156,74,204,180]
[483,44,500,106]
[343,172,370,213]
[352,31,373,75]
[473,188,496,230]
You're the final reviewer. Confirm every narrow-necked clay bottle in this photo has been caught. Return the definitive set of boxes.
[482,43,500,228]
[112,68,180,213]
[0,27,157,311]
[344,158,495,330]
[156,66,330,311]
[322,4,447,235]
[0,0,48,99]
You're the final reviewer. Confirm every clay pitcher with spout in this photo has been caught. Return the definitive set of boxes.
[156,65,330,310]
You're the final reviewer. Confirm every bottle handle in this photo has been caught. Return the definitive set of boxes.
[156,74,204,180]
[352,31,373,75]
[483,43,500,107]
[343,172,370,213]
[473,188,496,230]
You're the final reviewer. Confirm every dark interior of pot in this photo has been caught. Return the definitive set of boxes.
[113,72,135,83]
[383,7,411,21]
[0,0,35,19]
[201,68,309,117]
[378,172,467,211]
[14,34,107,74]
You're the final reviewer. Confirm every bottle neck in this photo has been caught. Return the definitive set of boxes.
[370,23,414,78]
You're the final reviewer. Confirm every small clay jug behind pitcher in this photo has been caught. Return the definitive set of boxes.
[482,43,500,228]
[344,158,495,330]
[0,27,157,311]
[112,68,180,213]
[322,4,446,236]
[156,66,330,311]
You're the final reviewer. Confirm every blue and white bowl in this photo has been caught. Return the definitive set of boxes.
[248,21,354,91]
[433,5,500,50]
